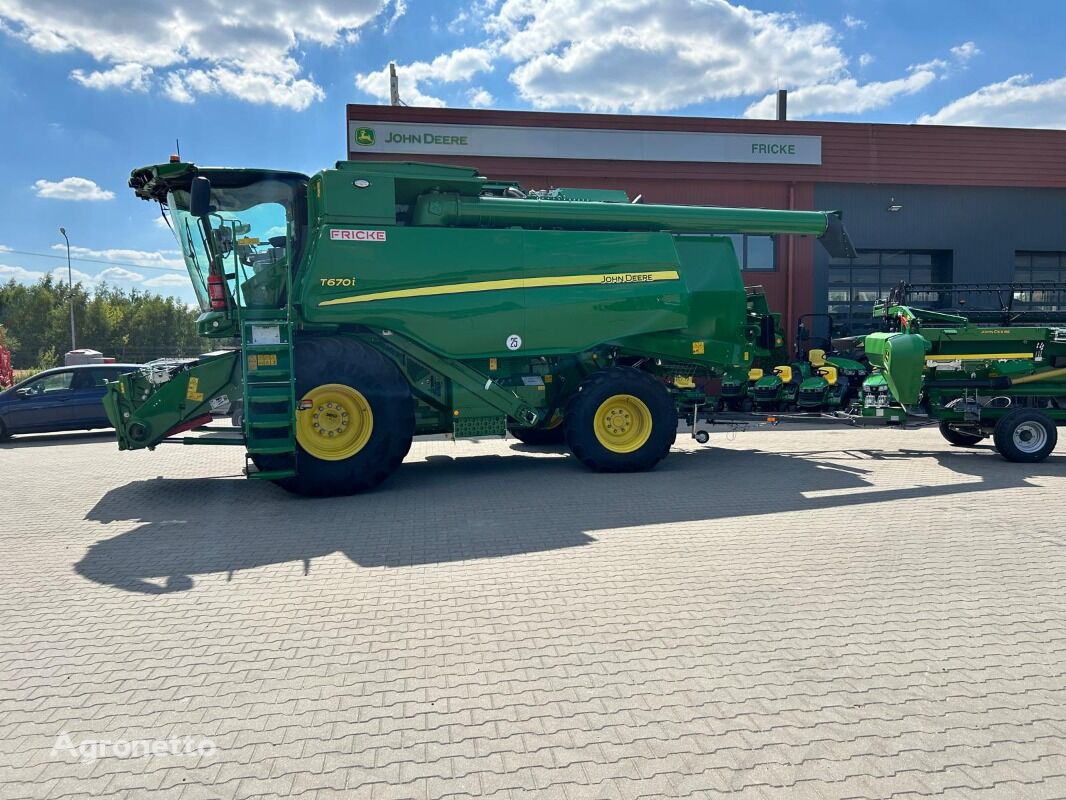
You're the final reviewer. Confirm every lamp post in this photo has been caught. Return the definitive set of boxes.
[58,227,76,352]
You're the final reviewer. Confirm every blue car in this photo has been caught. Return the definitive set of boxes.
[0,364,141,440]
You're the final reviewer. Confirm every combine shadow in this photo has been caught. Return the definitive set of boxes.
[76,445,1064,594]
[0,430,114,448]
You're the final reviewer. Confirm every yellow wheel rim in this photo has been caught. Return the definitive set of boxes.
[295,383,373,461]
[593,394,653,453]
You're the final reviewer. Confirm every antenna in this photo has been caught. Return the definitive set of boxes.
[175,138,182,160]
[389,63,404,106]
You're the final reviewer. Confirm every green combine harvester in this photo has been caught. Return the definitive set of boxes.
[105,159,855,495]
[105,159,1065,496]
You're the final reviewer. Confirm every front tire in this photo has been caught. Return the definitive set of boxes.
[992,409,1057,463]
[939,420,986,447]
[564,367,676,472]
[278,336,414,496]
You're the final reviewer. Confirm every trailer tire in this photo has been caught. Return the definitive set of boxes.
[938,421,986,447]
[564,367,676,472]
[278,336,414,496]
[992,409,1057,463]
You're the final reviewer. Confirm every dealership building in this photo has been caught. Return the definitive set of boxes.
[346,103,1066,340]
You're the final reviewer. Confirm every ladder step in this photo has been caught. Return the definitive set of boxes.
[246,367,292,379]
[246,467,297,480]
[248,415,293,429]
[246,443,296,455]
[247,391,291,404]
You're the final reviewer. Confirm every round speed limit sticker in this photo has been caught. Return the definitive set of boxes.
[506,334,523,351]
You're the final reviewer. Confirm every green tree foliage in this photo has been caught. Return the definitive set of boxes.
[0,277,211,368]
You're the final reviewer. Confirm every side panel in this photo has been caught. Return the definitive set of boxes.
[520,230,686,353]
[302,227,698,358]
[304,227,527,357]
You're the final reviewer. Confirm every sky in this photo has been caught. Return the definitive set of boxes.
[1,0,1065,306]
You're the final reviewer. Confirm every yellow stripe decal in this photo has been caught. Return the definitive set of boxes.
[319,270,681,307]
[925,352,1033,361]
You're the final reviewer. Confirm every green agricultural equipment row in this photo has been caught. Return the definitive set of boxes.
[103,159,1065,496]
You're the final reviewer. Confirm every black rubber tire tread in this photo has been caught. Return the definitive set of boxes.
[564,367,676,472]
[0,418,9,441]
[508,424,567,446]
[938,420,986,447]
[275,336,414,496]
[992,408,1057,463]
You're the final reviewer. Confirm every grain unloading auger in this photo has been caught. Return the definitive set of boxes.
[104,160,855,495]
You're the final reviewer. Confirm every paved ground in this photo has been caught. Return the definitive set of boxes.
[3,425,1066,800]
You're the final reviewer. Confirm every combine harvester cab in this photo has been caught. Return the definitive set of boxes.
[110,159,855,496]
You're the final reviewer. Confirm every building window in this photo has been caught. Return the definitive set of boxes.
[1014,252,1066,312]
[827,250,951,335]
[726,234,776,271]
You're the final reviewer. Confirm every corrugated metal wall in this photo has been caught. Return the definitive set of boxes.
[812,183,1066,314]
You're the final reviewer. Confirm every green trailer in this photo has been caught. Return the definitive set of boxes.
[105,159,855,495]
[850,283,1066,462]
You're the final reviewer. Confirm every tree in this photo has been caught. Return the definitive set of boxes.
[0,278,212,368]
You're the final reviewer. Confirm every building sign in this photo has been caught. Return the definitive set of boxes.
[348,120,821,165]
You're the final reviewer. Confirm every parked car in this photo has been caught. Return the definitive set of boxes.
[0,364,141,440]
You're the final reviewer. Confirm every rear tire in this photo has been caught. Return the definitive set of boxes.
[939,420,986,447]
[277,336,414,496]
[564,367,676,472]
[0,418,9,441]
[992,409,1057,463]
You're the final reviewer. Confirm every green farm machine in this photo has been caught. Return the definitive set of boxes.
[105,159,855,495]
[104,159,1066,495]
[855,282,1066,461]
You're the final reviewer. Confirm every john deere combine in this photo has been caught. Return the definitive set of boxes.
[105,159,855,495]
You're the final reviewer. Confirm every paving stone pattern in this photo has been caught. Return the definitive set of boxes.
[2,426,1066,799]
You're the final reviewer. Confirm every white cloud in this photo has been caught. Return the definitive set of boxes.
[70,62,152,91]
[94,266,145,282]
[858,53,874,68]
[0,264,95,284]
[483,0,846,113]
[918,74,1066,129]
[467,87,495,108]
[144,273,191,288]
[842,14,865,29]
[33,177,114,201]
[744,64,941,119]
[0,0,392,110]
[355,47,494,106]
[383,0,406,33]
[50,244,184,270]
[951,41,981,62]
[163,63,325,111]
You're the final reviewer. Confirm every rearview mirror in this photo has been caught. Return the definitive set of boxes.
[189,176,212,217]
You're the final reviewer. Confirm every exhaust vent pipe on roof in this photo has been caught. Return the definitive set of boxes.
[776,89,787,121]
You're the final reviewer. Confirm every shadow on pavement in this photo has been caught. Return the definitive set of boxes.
[0,430,115,448]
[76,445,1065,594]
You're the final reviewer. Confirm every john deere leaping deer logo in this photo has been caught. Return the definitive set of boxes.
[355,127,375,147]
